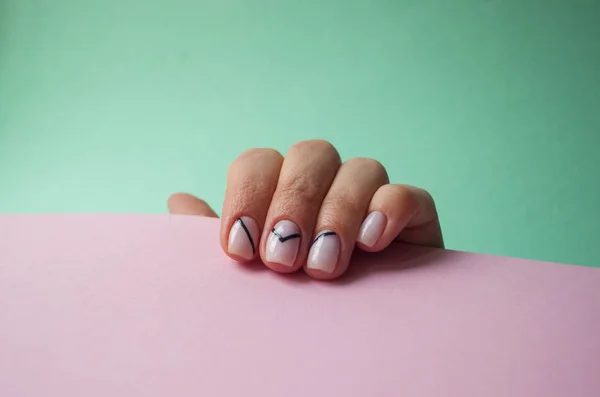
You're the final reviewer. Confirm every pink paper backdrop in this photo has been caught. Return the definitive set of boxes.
[1,215,599,396]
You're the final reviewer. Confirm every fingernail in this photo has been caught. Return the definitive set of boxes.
[357,211,387,248]
[307,230,339,274]
[228,216,259,260]
[265,220,301,267]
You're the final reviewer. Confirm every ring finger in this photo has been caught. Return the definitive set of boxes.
[305,158,389,280]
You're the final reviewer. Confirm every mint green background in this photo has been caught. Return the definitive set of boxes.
[1,1,598,266]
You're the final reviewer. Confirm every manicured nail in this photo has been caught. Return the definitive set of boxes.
[307,230,339,273]
[228,216,259,260]
[357,211,387,248]
[265,220,301,267]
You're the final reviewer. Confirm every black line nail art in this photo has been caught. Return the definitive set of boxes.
[237,218,256,254]
[271,228,301,243]
[312,231,337,244]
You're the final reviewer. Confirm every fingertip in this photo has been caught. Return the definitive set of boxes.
[303,269,345,281]
[356,210,388,250]
[224,216,259,262]
[304,231,349,281]
[355,241,382,253]
[304,261,351,281]
[263,261,303,274]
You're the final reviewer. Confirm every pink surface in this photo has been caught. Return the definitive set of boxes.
[1,214,599,397]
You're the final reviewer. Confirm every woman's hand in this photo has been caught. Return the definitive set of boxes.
[168,140,443,280]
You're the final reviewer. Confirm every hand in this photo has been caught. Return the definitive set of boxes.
[168,140,443,280]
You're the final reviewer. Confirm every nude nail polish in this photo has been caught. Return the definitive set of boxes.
[228,216,259,260]
[265,220,301,267]
[357,211,387,248]
[307,230,340,274]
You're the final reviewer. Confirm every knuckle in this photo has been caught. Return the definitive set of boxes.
[323,194,362,217]
[345,157,388,183]
[235,147,282,164]
[278,173,323,208]
[229,176,260,210]
[236,174,260,196]
[288,139,340,161]
[389,184,420,211]
[415,186,437,211]
[317,194,362,232]
[228,148,282,175]
[363,158,387,175]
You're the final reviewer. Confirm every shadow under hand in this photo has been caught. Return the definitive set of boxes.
[232,243,448,285]
[335,243,448,285]
[234,258,313,285]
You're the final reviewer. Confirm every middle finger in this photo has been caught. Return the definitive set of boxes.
[260,140,341,273]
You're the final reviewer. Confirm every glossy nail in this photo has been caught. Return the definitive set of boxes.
[228,216,259,260]
[357,211,387,248]
[307,230,340,273]
[265,220,301,267]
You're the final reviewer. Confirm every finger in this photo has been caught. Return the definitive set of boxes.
[305,158,389,280]
[260,140,341,273]
[356,184,443,251]
[167,193,219,217]
[221,148,284,262]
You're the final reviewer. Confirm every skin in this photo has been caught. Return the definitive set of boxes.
[167,140,443,281]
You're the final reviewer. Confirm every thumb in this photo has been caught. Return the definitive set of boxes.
[167,193,219,218]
